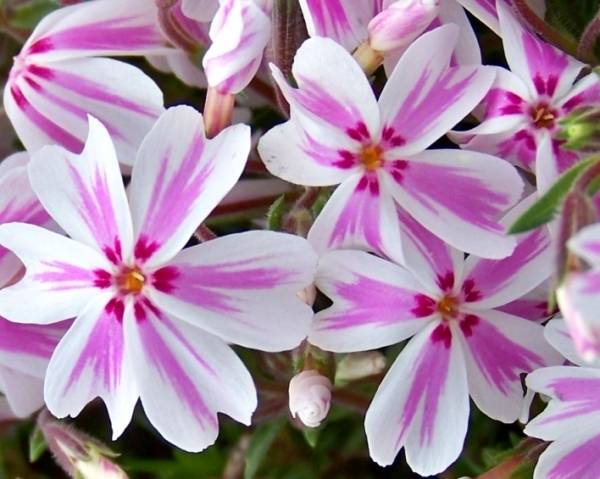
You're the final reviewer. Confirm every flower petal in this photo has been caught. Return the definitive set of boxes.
[0,367,44,417]
[299,0,377,51]
[307,173,402,257]
[29,116,133,263]
[497,0,583,100]
[458,309,559,423]
[525,366,600,441]
[270,37,380,147]
[568,223,600,266]
[5,58,164,162]
[532,425,600,479]
[148,231,316,351]
[0,158,50,287]
[496,282,553,322]
[544,318,596,367]
[128,106,250,267]
[378,25,495,156]
[365,321,469,474]
[126,305,256,452]
[310,250,436,352]
[182,0,219,22]
[0,223,111,324]
[22,0,167,62]
[455,0,501,34]
[382,149,522,259]
[44,295,138,439]
[460,196,552,309]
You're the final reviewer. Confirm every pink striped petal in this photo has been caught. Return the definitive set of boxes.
[0,223,111,324]
[299,0,378,51]
[497,283,553,322]
[126,306,256,452]
[396,206,464,297]
[44,295,138,439]
[202,0,270,94]
[307,173,402,257]
[378,25,495,156]
[436,0,481,65]
[558,73,600,115]
[0,156,50,287]
[310,250,437,352]
[382,149,522,259]
[497,1,583,100]
[6,57,164,162]
[460,196,552,309]
[526,366,600,441]
[458,309,559,422]
[0,367,45,418]
[21,0,167,62]
[269,37,380,148]
[365,321,469,474]
[148,231,316,351]
[147,52,207,88]
[535,132,581,194]
[128,106,250,267]
[29,116,133,262]
[258,119,360,186]
[534,426,600,479]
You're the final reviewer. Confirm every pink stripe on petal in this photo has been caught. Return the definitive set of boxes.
[546,433,600,479]
[34,261,99,291]
[539,376,600,424]
[0,317,60,358]
[137,311,217,428]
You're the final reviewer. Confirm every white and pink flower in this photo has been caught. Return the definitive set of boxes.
[452,1,600,192]
[0,106,317,450]
[259,28,523,260]
[5,0,167,161]
[310,198,559,474]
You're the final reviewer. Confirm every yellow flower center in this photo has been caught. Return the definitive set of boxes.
[359,145,383,171]
[531,104,556,129]
[437,295,459,319]
[118,268,145,294]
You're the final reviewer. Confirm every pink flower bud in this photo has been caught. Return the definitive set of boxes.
[289,370,332,428]
[202,0,271,94]
[368,0,439,52]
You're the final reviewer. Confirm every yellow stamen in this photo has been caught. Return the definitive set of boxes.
[437,295,459,318]
[360,145,383,171]
[120,269,145,294]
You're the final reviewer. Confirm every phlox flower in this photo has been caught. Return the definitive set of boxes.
[309,198,559,475]
[452,1,600,192]
[259,27,523,260]
[556,224,600,362]
[0,106,317,451]
[0,153,67,418]
[5,0,168,162]
[525,318,600,478]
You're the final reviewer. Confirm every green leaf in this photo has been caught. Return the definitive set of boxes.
[302,428,320,449]
[545,0,600,39]
[9,0,60,30]
[28,425,47,463]
[244,419,285,479]
[508,155,600,234]
[266,195,286,231]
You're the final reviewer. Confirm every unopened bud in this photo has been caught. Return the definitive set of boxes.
[557,106,600,153]
[368,0,439,52]
[335,351,386,382]
[289,370,332,428]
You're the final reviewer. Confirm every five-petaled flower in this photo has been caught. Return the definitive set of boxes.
[452,1,600,192]
[0,106,317,451]
[309,198,559,475]
[259,26,523,260]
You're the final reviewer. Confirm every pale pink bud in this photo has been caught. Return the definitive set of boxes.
[71,455,129,479]
[368,0,439,52]
[202,0,271,94]
[335,351,386,382]
[289,370,332,428]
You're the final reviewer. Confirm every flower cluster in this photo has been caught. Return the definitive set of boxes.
[1,0,600,477]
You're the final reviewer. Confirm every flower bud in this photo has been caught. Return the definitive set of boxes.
[557,106,600,153]
[368,0,439,52]
[203,0,271,94]
[335,351,386,382]
[289,370,332,428]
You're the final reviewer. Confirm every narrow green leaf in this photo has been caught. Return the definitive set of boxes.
[9,0,60,30]
[28,425,47,463]
[244,419,285,479]
[302,428,320,449]
[508,155,600,234]
[266,195,286,231]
